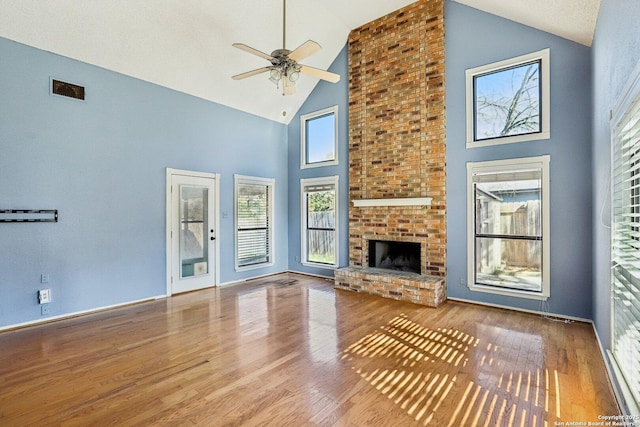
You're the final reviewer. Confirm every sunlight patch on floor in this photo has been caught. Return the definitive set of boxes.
[342,314,562,426]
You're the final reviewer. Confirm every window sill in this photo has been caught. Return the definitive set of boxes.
[468,283,548,301]
[466,131,550,149]
[235,262,274,273]
[300,160,338,169]
[302,261,336,270]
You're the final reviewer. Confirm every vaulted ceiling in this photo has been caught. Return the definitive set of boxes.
[0,0,601,124]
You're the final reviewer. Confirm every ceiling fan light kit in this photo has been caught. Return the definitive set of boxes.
[232,0,340,95]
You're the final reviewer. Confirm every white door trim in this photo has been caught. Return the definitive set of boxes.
[165,168,220,296]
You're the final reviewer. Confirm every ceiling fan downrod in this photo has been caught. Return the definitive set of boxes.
[282,0,286,50]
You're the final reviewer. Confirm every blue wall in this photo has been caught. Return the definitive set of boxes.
[287,46,349,277]
[0,37,288,328]
[445,2,594,318]
[591,0,640,348]
[4,1,634,329]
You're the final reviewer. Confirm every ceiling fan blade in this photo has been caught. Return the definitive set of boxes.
[299,65,341,83]
[289,40,321,62]
[232,43,275,61]
[232,67,271,80]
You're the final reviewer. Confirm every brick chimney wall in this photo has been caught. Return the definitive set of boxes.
[347,0,446,277]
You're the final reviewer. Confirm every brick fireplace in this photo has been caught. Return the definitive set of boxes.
[334,0,446,307]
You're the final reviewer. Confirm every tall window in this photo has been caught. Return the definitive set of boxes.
[234,175,274,271]
[467,156,550,299]
[301,176,338,268]
[300,106,338,169]
[611,67,640,413]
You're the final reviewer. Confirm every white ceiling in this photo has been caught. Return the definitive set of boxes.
[457,0,601,48]
[0,0,601,124]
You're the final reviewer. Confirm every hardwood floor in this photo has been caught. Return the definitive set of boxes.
[0,273,619,426]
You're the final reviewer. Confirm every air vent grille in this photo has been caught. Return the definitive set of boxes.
[52,79,85,101]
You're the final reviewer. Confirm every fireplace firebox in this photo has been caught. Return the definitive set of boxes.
[368,240,421,274]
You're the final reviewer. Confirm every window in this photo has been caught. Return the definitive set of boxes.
[466,49,550,148]
[611,66,640,414]
[301,176,338,268]
[467,156,550,299]
[301,106,338,168]
[234,175,274,271]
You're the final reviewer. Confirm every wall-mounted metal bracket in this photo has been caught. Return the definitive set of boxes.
[0,210,58,223]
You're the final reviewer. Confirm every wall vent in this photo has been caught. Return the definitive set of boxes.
[51,79,85,101]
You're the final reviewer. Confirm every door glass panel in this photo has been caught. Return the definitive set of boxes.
[180,185,208,278]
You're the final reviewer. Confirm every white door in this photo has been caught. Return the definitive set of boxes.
[167,169,219,294]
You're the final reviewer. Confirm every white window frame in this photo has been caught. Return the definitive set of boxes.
[234,174,275,272]
[300,105,339,169]
[466,49,550,148]
[300,176,339,269]
[466,155,550,300]
[610,60,640,416]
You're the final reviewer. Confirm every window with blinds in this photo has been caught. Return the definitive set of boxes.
[301,176,338,268]
[234,175,274,271]
[611,69,640,413]
[467,156,550,299]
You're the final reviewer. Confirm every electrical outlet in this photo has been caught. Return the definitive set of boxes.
[41,274,49,284]
[38,289,51,304]
[459,277,467,286]
[41,305,50,315]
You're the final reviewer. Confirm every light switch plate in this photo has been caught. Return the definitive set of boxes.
[38,289,51,304]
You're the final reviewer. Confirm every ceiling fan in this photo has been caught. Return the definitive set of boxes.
[232,0,340,95]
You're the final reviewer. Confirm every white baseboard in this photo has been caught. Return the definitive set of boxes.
[0,295,166,332]
[286,270,335,280]
[446,296,591,323]
[218,270,289,287]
